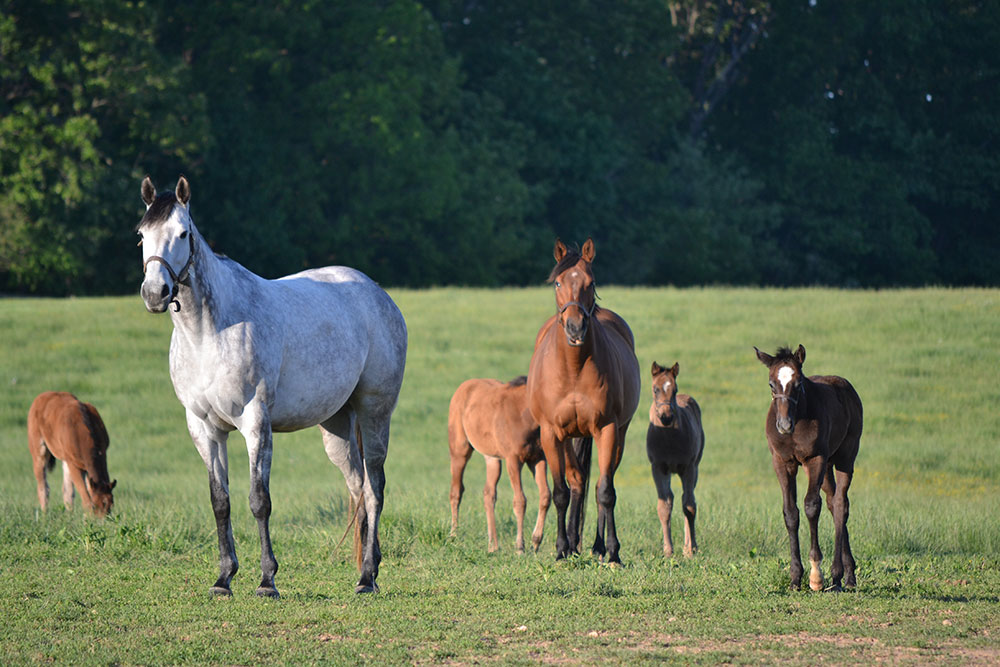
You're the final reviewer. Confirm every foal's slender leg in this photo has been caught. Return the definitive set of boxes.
[802,456,827,592]
[187,411,238,596]
[651,464,674,557]
[63,462,81,510]
[447,429,473,537]
[833,467,856,589]
[681,463,699,557]
[772,454,803,590]
[539,425,570,559]
[483,456,502,552]
[29,431,50,511]
[505,457,528,553]
[530,459,551,552]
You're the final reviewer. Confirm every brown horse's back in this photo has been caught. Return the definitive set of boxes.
[29,392,109,471]
[449,378,540,462]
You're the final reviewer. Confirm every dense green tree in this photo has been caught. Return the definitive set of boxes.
[0,0,207,294]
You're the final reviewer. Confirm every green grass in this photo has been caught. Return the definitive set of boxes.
[1,288,998,664]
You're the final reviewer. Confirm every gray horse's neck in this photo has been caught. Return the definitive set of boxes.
[169,225,228,339]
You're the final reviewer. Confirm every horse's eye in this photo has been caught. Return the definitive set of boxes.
[180,230,188,239]
[653,387,660,393]
[554,281,561,288]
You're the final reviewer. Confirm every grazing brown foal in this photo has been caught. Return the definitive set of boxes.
[28,391,116,517]
[755,345,862,591]
[449,376,551,552]
[646,362,704,557]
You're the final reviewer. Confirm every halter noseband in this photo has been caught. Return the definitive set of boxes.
[141,232,194,312]
[558,298,597,319]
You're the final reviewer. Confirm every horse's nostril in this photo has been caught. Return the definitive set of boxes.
[159,283,170,299]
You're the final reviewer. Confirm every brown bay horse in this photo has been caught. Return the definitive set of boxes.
[448,376,551,552]
[528,239,640,563]
[646,362,704,557]
[28,391,116,517]
[754,345,863,591]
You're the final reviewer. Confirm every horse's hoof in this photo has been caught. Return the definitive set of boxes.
[209,586,233,597]
[255,586,280,599]
[824,584,844,593]
[355,582,379,594]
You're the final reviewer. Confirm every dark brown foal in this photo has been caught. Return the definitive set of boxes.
[755,345,863,591]
[646,362,704,557]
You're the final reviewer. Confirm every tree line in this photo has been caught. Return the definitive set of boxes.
[2,0,997,295]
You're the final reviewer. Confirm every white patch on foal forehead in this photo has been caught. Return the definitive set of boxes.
[777,365,794,390]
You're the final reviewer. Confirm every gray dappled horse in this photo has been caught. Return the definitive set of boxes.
[137,176,406,596]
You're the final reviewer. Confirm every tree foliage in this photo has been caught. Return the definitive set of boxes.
[0,0,996,294]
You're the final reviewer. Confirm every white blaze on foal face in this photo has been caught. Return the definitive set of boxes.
[777,365,795,392]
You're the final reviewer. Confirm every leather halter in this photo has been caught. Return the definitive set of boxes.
[142,232,194,311]
[558,298,597,318]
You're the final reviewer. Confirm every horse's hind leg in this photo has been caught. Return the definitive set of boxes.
[530,459,551,552]
[832,467,856,590]
[188,411,238,596]
[483,456,502,552]
[681,463,699,557]
[651,464,674,557]
[354,401,397,594]
[30,437,51,511]
[447,424,473,538]
[320,408,365,562]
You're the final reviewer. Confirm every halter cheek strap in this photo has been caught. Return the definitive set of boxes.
[141,233,194,311]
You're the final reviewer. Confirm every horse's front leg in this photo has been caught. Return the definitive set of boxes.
[593,422,624,564]
[772,453,803,590]
[188,412,238,595]
[538,425,570,559]
[802,456,826,591]
[244,411,279,598]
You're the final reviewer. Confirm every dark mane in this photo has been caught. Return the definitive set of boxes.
[773,346,798,363]
[507,375,528,387]
[136,192,178,231]
[547,245,586,283]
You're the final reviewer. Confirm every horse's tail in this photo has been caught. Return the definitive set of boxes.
[571,436,593,544]
[352,417,365,571]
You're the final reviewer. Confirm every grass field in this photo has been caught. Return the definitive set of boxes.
[1,287,998,664]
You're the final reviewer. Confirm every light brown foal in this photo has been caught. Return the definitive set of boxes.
[28,391,116,517]
[448,376,551,552]
[646,362,704,557]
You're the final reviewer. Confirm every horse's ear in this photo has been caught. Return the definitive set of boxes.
[175,175,191,207]
[111,479,117,490]
[141,176,156,207]
[554,238,567,262]
[581,237,595,262]
[671,362,680,376]
[651,361,664,376]
[795,344,806,366]
[754,346,774,366]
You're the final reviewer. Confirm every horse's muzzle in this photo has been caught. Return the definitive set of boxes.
[776,418,794,435]
[563,319,588,347]
[141,279,175,313]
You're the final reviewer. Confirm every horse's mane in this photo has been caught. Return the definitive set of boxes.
[547,245,586,283]
[136,192,178,231]
[773,347,798,364]
[507,375,528,387]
